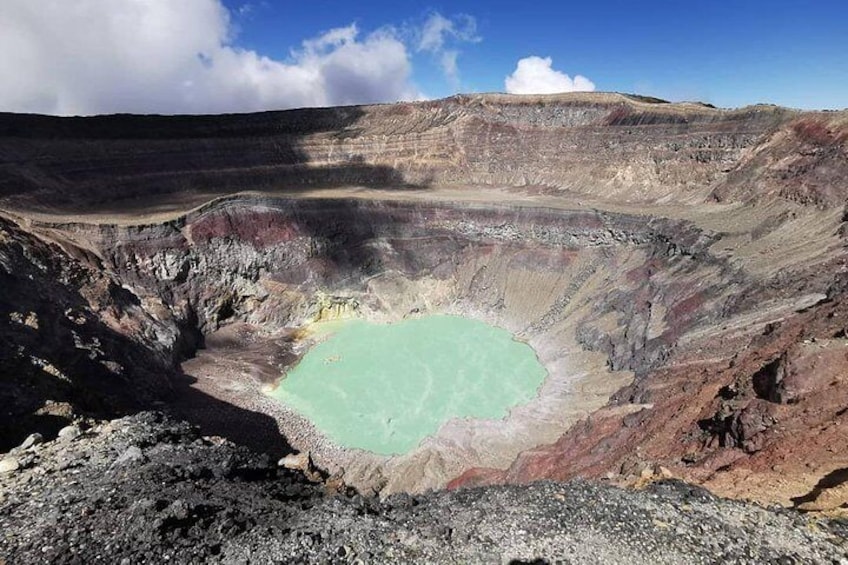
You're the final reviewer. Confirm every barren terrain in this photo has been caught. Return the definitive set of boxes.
[1,93,847,560]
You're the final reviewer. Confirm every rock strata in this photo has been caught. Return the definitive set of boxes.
[0,92,847,524]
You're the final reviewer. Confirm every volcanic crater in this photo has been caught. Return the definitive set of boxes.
[2,92,847,508]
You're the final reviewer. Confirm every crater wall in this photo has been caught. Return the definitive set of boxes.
[1,194,822,493]
[3,93,844,213]
[1,93,846,503]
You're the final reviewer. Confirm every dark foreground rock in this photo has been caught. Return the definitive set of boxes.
[0,412,845,564]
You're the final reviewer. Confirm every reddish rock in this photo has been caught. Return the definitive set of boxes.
[451,280,848,507]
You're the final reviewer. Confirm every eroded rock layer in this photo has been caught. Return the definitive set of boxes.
[3,92,845,212]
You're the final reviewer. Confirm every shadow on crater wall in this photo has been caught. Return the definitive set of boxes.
[0,216,293,456]
[791,467,848,508]
[0,105,430,213]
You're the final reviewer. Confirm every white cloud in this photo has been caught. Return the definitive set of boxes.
[418,13,478,53]
[419,13,453,53]
[440,51,460,83]
[416,13,479,84]
[0,0,421,115]
[505,56,595,95]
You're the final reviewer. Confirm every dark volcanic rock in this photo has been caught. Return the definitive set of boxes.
[0,412,844,564]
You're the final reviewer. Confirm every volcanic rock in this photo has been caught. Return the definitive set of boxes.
[112,445,146,467]
[56,425,82,441]
[0,412,843,563]
[15,433,43,452]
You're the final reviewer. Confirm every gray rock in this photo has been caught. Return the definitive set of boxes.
[18,432,44,451]
[1,412,846,564]
[0,457,20,474]
[57,425,81,441]
[113,446,146,467]
[167,499,189,520]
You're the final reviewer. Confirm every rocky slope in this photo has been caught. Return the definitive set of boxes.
[0,92,847,555]
[0,215,184,451]
[1,412,844,564]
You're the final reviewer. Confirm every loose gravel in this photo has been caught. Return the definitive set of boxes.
[1,412,845,564]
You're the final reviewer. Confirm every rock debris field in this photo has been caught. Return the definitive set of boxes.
[0,413,845,564]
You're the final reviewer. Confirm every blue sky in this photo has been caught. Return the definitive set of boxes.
[1,0,846,114]
[223,0,848,109]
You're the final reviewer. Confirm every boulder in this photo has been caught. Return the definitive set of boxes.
[11,433,44,453]
[57,425,82,441]
[278,450,324,482]
[0,457,20,474]
[113,446,146,467]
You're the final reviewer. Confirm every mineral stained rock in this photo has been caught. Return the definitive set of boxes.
[0,92,847,559]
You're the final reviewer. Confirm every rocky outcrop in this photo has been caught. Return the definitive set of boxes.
[0,216,185,451]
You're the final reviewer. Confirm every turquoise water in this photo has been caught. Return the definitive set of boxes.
[269,315,547,455]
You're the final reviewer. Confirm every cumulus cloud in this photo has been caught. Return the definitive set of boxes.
[0,0,421,115]
[416,13,479,84]
[505,56,595,95]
